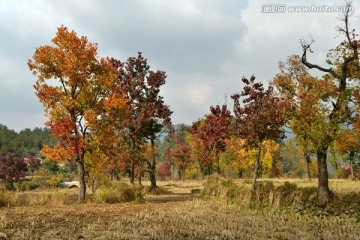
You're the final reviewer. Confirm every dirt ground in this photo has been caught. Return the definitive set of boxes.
[0,180,360,240]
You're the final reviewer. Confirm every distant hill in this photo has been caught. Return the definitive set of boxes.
[0,124,59,157]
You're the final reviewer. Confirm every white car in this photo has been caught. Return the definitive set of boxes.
[60,181,80,188]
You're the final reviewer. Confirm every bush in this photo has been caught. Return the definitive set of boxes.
[17,180,40,191]
[48,174,64,188]
[201,174,244,200]
[95,183,141,204]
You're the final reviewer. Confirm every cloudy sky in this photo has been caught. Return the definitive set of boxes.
[0,0,358,132]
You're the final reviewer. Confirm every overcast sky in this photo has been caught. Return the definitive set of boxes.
[0,0,358,132]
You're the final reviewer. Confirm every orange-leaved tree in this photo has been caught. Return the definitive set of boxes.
[28,26,121,200]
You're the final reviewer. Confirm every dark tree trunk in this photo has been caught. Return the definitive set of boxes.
[252,144,262,192]
[317,149,331,206]
[138,173,142,186]
[77,161,86,201]
[304,152,311,180]
[149,167,157,189]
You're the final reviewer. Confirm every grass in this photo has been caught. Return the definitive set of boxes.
[1,199,360,239]
[0,177,360,239]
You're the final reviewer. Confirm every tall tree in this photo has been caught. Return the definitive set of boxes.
[273,55,336,181]
[231,75,289,191]
[28,26,119,200]
[112,53,172,189]
[298,3,359,205]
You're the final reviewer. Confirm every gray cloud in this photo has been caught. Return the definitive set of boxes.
[0,0,357,132]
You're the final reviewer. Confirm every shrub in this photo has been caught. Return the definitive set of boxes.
[48,174,64,188]
[201,174,243,200]
[17,180,40,191]
[95,183,140,204]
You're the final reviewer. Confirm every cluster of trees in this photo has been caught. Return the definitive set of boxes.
[0,125,78,189]
[0,1,352,206]
[28,26,172,200]
[0,125,58,157]
[0,126,60,189]
[160,4,360,206]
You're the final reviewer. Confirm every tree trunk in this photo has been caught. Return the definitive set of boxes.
[138,173,142,186]
[349,151,355,179]
[252,144,262,192]
[130,160,135,184]
[179,170,184,181]
[149,167,157,189]
[77,161,86,201]
[149,139,157,189]
[304,152,311,180]
[317,149,331,206]
[350,160,354,179]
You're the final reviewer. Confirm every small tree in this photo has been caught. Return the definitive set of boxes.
[191,105,233,175]
[231,75,289,191]
[0,153,28,190]
[166,139,193,180]
[335,129,360,179]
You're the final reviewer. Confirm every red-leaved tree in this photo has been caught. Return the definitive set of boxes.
[232,75,290,191]
[191,105,233,175]
[112,53,172,189]
[0,153,28,188]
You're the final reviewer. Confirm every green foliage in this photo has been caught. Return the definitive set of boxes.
[42,159,59,174]
[0,124,58,157]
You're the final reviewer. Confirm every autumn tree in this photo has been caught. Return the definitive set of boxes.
[232,75,289,191]
[166,138,192,181]
[335,129,359,178]
[160,124,194,180]
[191,105,233,175]
[273,55,336,181]
[0,153,28,189]
[28,26,119,200]
[111,53,172,189]
[296,3,359,205]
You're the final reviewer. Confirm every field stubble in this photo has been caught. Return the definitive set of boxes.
[0,179,359,240]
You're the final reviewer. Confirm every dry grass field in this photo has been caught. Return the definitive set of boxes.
[0,179,360,240]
